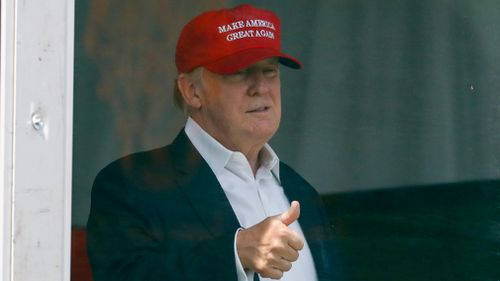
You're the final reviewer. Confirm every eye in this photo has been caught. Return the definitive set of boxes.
[263,66,279,78]
[224,69,248,82]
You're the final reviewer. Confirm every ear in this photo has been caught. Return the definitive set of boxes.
[177,73,202,109]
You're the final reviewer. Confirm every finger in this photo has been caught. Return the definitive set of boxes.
[277,247,299,262]
[270,256,293,272]
[260,267,284,280]
[287,231,304,251]
[280,201,300,226]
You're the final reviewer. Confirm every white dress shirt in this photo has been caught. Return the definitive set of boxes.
[185,118,318,281]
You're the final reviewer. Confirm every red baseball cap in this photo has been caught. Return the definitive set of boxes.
[175,4,303,74]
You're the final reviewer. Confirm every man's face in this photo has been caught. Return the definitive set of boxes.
[193,58,281,151]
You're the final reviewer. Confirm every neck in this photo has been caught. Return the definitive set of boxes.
[190,115,268,175]
[243,146,262,176]
[215,138,264,176]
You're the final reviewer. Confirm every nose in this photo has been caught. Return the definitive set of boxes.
[247,71,270,96]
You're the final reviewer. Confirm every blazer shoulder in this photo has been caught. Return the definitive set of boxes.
[92,130,197,194]
[98,145,172,176]
[92,144,179,196]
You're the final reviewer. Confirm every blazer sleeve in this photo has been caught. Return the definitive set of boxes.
[87,162,178,281]
[87,159,238,281]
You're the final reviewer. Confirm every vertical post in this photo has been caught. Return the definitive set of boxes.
[1,0,15,279]
[1,0,74,280]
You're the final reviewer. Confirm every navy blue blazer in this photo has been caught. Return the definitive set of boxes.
[87,131,341,281]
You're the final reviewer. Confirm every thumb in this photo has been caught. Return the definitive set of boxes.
[280,201,300,226]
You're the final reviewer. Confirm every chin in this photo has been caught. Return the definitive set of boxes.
[251,124,279,140]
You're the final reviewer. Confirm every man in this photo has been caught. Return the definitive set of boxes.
[87,4,341,281]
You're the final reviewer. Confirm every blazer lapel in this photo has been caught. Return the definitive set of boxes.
[170,131,240,237]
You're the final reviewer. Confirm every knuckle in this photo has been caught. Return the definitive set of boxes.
[269,219,282,228]
[278,227,289,237]
[270,244,286,255]
[270,239,283,249]
[254,260,267,272]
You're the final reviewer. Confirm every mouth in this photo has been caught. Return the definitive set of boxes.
[246,106,270,113]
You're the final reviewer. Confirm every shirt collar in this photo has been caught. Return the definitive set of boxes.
[184,117,280,182]
[260,143,280,182]
[184,117,231,176]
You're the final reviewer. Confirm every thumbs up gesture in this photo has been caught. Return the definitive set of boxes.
[236,201,305,279]
[280,201,301,226]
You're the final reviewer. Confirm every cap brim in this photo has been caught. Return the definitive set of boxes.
[203,48,303,74]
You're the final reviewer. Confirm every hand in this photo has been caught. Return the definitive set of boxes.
[236,201,304,279]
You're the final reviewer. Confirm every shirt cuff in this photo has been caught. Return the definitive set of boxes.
[234,228,256,281]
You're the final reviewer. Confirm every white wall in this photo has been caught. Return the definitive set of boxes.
[1,0,74,280]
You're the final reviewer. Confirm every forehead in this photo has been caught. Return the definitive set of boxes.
[242,57,279,69]
[202,57,280,80]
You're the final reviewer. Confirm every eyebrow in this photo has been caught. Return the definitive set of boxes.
[248,59,279,69]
